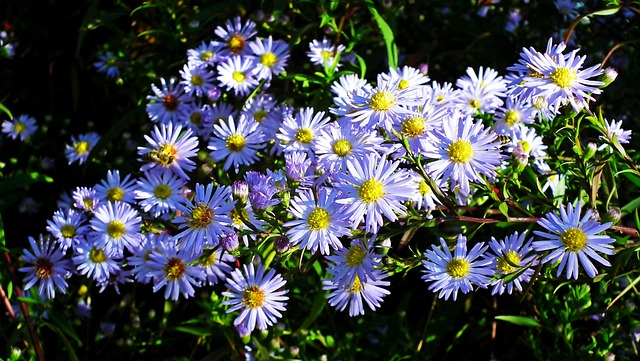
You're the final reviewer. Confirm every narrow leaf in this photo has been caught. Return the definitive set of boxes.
[495,315,540,327]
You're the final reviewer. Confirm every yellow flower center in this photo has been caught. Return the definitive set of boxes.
[332,139,352,157]
[89,247,107,263]
[229,34,245,54]
[504,110,521,126]
[35,258,53,279]
[349,275,363,294]
[550,68,577,88]
[253,109,267,123]
[106,187,124,202]
[447,140,473,163]
[13,122,26,133]
[164,257,186,280]
[496,250,521,273]
[162,94,178,111]
[358,179,384,203]
[83,198,94,210]
[60,224,77,238]
[232,71,246,83]
[401,116,426,137]
[295,127,313,144]
[226,134,246,152]
[153,184,173,200]
[534,96,547,109]
[260,52,277,67]
[242,285,266,309]
[561,227,587,252]
[519,140,531,153]
[107,221,125,239]
[345,245,367,267]
[321,50,333,59]
[369,91,395,111]
[74,141,90,155]
[446,258,470,278]
[418,180,430,195]
[200,51,214,61]
[105,57,118,67]
[190,75,203,87]
[469,99,481,109]
[398,79,410,90]
[307,207,330,230]
[188,203,214,229]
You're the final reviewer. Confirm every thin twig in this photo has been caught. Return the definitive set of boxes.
[0,283,16,319]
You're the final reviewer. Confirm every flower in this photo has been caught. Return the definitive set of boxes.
[323,268,391,317]
[276,107,331,156]
[487,232,538,295]
[214,16,257,57]
[492,96,535,135]
[335,152,412,233]
[186,40,224,67]
[134,170,187,217]
[325,238,382,287]
[406,170,443,212]
[284,187,351,255]
[72,186,100,213]
[1,114,37,141]
[137,122,199,180]
[603,118,632,145]
[514,44,603,112]
[424,113,504,194]
[147,241,206,300]
[533,201,615,279]
[222,263,288,333]
[217,55,259,96]
[179,63,217,97]
[146,77,193,124]
[19,235,70,300]
[72,241,120,282]
[315,119,382,173]
[249,36,290,81]
[421,235,494,301]
[505,125,548,160]
[197,247,235,286]
[46,208,89,251]
[89,201,142,258]
[208,114,265,172]
[307,37,345,69]
[94,170,138,204]
[93,52,121,78]
[65,132,100,165]
[172,183,235,257]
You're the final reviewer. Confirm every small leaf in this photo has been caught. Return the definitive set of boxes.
[495,315,540,327]
[174,325,212,337]
[498,202,509,218]
[368,6,398,69]
[0,102,13,119]
[590,7,620,16]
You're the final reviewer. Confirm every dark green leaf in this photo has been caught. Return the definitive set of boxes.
[495,315,540,327]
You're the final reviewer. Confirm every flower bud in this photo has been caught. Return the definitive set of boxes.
[232,181,249,203]
[220,233,240,253]
[602,207,622,225]
[599,67,618,88]
[584,142,597,160]
[274,236,291,254]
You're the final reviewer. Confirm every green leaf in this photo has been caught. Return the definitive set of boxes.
[0,213,5,248]
[0,102,13,119]
[174,324,212,337]
[621,196,640,215]
[368,6,398,69]
[498,202,509,218]
[49,311,82,345]
[0,172,54,196]
[41,322,79,361]
[295,292,327,334]
[495,315,540,327]
[590,7,620,16]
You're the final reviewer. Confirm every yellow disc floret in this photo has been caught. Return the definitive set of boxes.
[35,258,53,279]
[60,224,77,239]
[369,91,395,111]
[89,247,107,263]
[229,34,245,54]
[561,227,587,252]
[358,179,384,203]
[242,285,266,309]
[401,116,426,137]
[295,128,314,144]
[550,67,577,88]
[191,75,204,86]
[260,52,277,67]
[307,207,330,230]
[349,275,363,294]
[418,180,430,195]
[74,141,90,155]
[446,258,470,278]
[504,110,521,126]
[188,203,214,229]
[496,250,521,273]
[153,184,173,200]
[107,221,125,239]
[447,139,473,163]
[232,71,246,83]
[106,187,125,202]
[332,139,352,157]
[226,134,246,152]
[345,245,367,267]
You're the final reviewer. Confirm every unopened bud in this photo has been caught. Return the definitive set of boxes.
[232,181,249,203]
[602,207,622,225]
[599,67,618,88]
[584,142,597,160]
[220,233,240,253]
[274,236,291,253]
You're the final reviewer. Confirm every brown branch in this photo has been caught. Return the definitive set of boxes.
[0,283,16,319]
[4,252,44,361]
